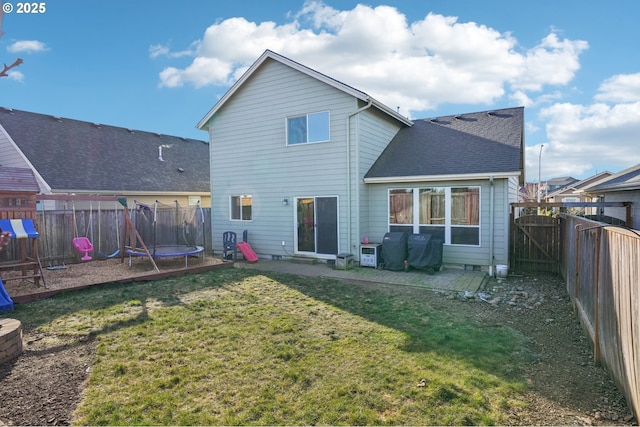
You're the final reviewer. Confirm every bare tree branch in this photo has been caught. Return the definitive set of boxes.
[1,57,23,76]
[0,0,24,78]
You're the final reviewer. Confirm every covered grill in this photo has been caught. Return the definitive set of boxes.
[407,233,443,274]
[381,232,408,271]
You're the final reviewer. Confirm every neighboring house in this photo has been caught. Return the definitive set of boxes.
[197,50,524,272]
[0,108,210,209]
[545,172,612,204]
[583,163,640,229]
[545,172,612,215]
[0,166,40,219]
[545,176,578,194]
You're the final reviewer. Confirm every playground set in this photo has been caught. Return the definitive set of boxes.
[0,181,209,311]
[0,168,43,312]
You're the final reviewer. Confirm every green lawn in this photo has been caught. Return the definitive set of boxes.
[13,268,530,425]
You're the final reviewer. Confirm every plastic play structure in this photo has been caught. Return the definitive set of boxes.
[237,241,258,263]
[0,278,13,313]
[223,230,258,263]
[222,231,237,261]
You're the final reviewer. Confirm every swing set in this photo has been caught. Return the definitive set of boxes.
[70,200,122,261]
[38,194,160,272]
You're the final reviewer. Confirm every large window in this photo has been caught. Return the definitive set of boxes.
[389,186,480,246]
[230,195,252,221]
[287,111,330,145]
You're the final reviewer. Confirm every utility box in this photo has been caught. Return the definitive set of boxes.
[360,243,381,268]
[335,253,354,270]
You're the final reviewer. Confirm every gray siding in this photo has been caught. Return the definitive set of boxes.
[0,126,49,192]
[366,177,513,269]
[353,108,404,256]
[206,59,368,258]
[0,126,32,169]
[603,191,640,229]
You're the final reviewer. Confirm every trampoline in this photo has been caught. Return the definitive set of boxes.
[125,244,204,268]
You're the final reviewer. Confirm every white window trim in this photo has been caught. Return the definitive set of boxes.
[229,194,253,222]
[387,186,481,246]
[285,110,330,145]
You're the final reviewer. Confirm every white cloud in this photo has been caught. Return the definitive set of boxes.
[149,44,170,58]
[159,57,234,88]
[510,33,588,92]
[5,70,24,82]
[531,101,640,179]
[155,1,589,118]
[7,40,48,53]
[595,72,640,103]
[153,1,640,182]
[149,42,197,59]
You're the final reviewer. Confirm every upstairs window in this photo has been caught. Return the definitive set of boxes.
[287,111,330,145]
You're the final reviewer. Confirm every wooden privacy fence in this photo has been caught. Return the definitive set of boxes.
[562,214,639,421]
[510,214,561,274]
[0,208,212,267]
[510,202,632,275]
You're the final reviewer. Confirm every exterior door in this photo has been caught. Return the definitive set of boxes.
[296,196,338,255]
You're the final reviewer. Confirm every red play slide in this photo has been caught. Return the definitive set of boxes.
[236,241,258,263]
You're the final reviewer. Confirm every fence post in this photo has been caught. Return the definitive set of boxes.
[594,227,601,364]
[574,224,581,313]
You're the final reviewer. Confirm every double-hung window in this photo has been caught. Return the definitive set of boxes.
[230,195,252,221]
[286,111,330,145]
[389,187,480,245]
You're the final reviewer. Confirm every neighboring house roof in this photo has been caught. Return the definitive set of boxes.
[0,108,210,194]
[546,171,613,198]
[364,107,524,183]
[545,176,578,190]
[197,49,413,130]
[0,166,39,194]
[585,163,640,193]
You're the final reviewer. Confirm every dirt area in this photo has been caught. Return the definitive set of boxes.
[1,254,224,300]
[0,263,637,426]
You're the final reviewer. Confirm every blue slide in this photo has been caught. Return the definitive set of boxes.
[0,278,14,313]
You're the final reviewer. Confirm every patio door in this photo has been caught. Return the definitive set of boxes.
[295,196,338,255]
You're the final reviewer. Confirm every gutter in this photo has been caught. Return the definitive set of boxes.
[489,176,495,277]
[347,100,373,255]
[364,171,520,184]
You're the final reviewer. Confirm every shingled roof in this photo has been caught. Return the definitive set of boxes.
[364,107,524,183]
[0,108,209,194]
[0,167,39,194]
[586,163,640,192]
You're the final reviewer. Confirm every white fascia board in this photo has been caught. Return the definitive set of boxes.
[196,50,412,130]
[364,171,521,184]
[54,190,208,197]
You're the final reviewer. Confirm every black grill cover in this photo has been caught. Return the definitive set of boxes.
[407,233,443,273]
[381,232,408,271]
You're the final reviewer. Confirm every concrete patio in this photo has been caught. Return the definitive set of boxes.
[235,259,488,294]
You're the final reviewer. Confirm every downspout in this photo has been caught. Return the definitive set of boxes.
[489,176,495,277]
[346,100,373,255]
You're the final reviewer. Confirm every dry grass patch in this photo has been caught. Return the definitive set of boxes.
[14,268,530,425]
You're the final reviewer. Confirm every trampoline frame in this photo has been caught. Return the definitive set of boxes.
[125,244,204,268]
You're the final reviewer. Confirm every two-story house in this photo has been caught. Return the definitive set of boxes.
[197,50,524,272]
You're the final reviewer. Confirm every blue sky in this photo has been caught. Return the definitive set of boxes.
[2,0,640,182]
